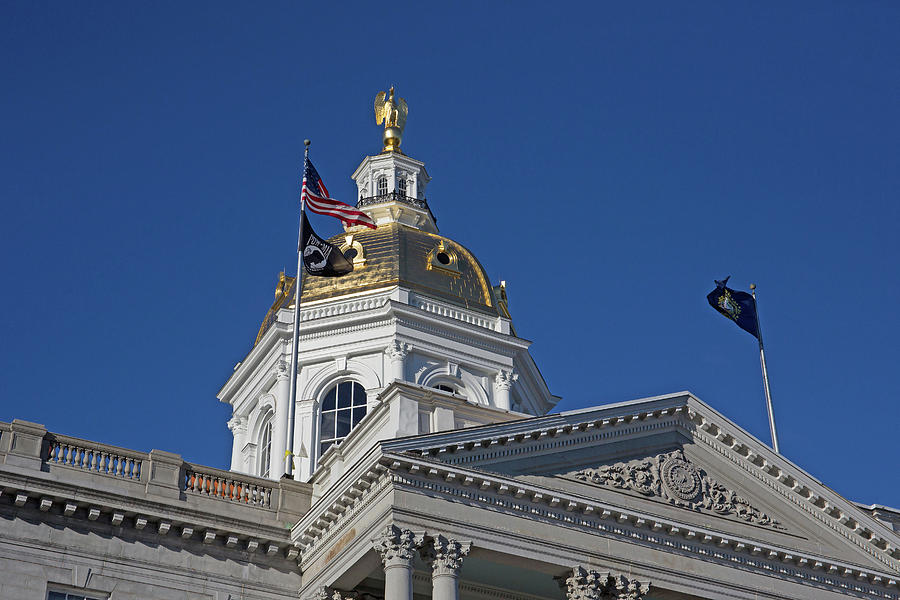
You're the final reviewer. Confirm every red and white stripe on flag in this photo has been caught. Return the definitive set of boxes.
[302,184,377,230]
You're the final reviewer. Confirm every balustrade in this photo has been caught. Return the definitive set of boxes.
[183,467,273,507]
[46,437,143,480]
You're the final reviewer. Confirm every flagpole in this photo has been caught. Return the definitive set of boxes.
[285,139,310,479]
[751,283,780,454]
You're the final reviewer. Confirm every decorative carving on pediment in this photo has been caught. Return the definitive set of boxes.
[572,450,783,529]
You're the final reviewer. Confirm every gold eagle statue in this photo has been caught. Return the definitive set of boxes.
[374,86,408,153]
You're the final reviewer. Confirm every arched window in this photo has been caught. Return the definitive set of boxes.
[319,381,367,457]
[377,176,388,196]
[434,384,456,394]
[258,415,273,478]
[398,177,407,196]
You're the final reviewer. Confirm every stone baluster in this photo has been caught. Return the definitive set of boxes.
[271,359,291,478]
[493,369,518,411]
[372,524,424,600]
[386,341,411,383]
[422,534,471,600]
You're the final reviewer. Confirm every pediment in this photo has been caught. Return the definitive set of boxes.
[383,392,900,576]
[565,447,783,529]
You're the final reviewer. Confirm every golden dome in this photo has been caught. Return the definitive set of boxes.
[255,222,500,346]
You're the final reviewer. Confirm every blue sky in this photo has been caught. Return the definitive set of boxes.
[1,2,898,507]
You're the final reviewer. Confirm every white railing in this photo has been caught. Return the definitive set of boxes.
[183,466,273,508]
[414,298,496,330]
[46,436,144,480]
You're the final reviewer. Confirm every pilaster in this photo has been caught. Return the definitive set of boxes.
[271,359,291,478]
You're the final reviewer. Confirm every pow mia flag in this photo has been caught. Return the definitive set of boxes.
[300,212,353,277]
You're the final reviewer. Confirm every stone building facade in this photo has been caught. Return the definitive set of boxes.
[2,123,899,600]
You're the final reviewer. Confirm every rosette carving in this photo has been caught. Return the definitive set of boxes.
[572,449,783,529]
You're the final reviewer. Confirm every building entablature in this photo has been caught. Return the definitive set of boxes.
[385,393,900,570]
[292,447,900,599]
[0,420,309,563]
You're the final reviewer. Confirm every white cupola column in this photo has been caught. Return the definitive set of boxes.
[227,416,248,473]
[373,525,424,600]
[493,369,518,411]
[270,360,291,478]
[386,341,411,383]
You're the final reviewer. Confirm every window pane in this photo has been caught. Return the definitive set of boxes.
[48,594,67,600]
[321,412,336,440]
[353,406,366,427]
[322,388,336,411]
[337,383,352,408]
[320,440,333,456]
[352,383,367,406]
[336,409,351,438]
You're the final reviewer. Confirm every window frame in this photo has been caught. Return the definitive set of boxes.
[318,380,368,460]
[258,413,273,478]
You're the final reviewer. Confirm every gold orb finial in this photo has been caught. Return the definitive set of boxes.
[374,86,408,153]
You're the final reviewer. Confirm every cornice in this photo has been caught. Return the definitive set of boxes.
[0,470,298,562]
[378,392,900,574]
[293,448,900,598]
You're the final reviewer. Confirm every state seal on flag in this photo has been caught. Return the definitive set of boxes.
[716,290,741,321]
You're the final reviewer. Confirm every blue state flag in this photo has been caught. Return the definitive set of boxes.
[707,277,760,340]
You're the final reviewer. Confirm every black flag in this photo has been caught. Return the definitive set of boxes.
[706,276,760,340]
[301,212,353,277]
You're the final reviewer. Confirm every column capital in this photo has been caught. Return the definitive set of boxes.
[494,369,518,391]
[422,534,471,577]
[227,415,248,434]
[610,574,651,600]
[275,359,291,380]
[372,524,425,568]
[563,566,608,600]
[386,340,412,361]
[561,567,651,600]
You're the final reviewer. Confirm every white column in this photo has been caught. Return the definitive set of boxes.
[424,535,471,600]
[372,525,424,600]
[386,341,411,383]
[271,360,290,478]
[226,416,248,473]
[493,369,517,411]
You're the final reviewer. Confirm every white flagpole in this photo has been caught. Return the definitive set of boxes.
[285,139,310,479]
[751,283,780,454]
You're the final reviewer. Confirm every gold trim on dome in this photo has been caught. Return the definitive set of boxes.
[420,231,493,308]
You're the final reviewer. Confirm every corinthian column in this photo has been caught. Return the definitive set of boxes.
[561,567,651,600]
[386,341,411,383]
[372,524,424,600]
[271,359,291,477]
[493,369,517,411]
[563,566,607,600]
[609,573,651,600]
[422,535,471,600]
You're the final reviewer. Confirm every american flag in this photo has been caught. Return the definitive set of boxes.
[302,158,377,229]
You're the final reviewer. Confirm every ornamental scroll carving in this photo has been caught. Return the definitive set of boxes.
[572,449,783,529]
